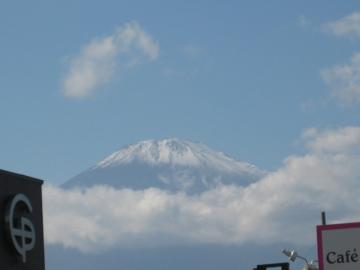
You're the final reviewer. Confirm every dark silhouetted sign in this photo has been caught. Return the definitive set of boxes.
[0,169,45,270]
[254,262,290,270]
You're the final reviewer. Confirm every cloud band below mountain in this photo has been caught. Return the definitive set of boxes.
[44,126,360,253]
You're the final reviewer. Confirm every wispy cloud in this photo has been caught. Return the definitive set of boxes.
[297,15,312,28]
[303,126,360,154]
[44,126,360,253]
[321,53,360,104]
[182,45,204,57]
[322,11,360,38]
[62,21,159,98]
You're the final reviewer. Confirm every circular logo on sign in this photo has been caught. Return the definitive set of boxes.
[5,193,36,263]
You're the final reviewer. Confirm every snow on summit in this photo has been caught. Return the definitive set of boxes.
[96,139,202,167]
[63,138,265,193]
[96,138,258,173]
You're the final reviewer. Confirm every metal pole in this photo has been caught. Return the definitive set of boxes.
[321,211,326,225]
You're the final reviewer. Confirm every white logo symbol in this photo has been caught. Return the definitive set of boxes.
[5,193,36,263]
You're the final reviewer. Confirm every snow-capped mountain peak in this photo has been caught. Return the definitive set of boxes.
[96,138,201,167]
[63,138,265,193]
[95,138,260,175]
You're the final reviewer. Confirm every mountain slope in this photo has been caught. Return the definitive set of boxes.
[62,138,264,193]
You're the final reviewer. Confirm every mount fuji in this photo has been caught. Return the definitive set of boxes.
[62,138,265,193]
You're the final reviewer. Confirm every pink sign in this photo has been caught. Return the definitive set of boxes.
[317,222,360,270]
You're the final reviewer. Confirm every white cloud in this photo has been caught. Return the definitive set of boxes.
[321,53,360,104]
[62,21,159,98]
[43,126,360,253]
[303,127,360,154]
[323,11,360,38]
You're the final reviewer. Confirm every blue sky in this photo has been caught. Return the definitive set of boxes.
[4,2,360,269]
[1,1,360,185]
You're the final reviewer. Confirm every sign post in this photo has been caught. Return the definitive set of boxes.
[317,222,360,270]
[0,169,45,270]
